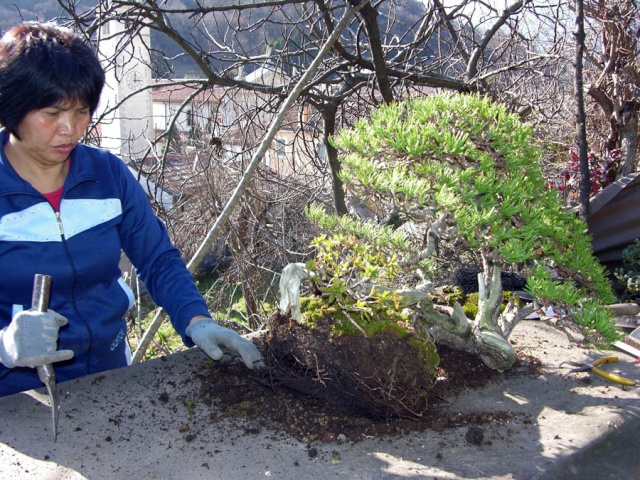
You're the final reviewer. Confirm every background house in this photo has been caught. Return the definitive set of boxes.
[97,15,323,210]
[218,64,322,178]
[152,80,222,138]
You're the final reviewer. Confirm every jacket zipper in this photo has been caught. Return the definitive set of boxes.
[54,206,93,374]
[55,211,65,237]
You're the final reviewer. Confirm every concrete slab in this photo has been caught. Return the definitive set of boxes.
[1,320,639,479]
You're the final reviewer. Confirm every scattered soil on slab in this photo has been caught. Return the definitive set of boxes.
[193,314,542,444]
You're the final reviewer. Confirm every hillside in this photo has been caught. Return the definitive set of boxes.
[0,0,430,78]
[0,1,67,33]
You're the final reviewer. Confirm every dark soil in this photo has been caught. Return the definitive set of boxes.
[195,314,542,444]
[264,312,440,421]
[448,267,528,295]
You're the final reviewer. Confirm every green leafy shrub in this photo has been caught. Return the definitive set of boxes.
[614,239,640,303]
[300,233,439,373]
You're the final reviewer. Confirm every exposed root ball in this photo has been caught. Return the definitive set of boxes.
[264,312,436,420]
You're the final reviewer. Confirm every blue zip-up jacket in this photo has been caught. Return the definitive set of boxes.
[0,129,209,396]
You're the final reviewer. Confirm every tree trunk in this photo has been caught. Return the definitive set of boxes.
[471,262,516,371]
[322,103,348,215]
[573,0,590,219]
[618,102,639,177]
[358,2,394,104]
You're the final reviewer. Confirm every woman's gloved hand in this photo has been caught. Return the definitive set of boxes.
[0,309,74,368]
[186,318,263,369]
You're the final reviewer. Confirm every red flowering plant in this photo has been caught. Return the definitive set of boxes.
[550,149,614,206]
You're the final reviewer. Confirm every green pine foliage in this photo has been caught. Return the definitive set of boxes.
[307,93,618,342]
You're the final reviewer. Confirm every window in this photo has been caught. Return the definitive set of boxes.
[275,137,286,157]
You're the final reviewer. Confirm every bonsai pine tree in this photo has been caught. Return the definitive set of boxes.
[281,93,617,371]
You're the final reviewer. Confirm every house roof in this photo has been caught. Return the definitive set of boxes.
[130,150,209,198]
[588,171,640,267]
[152,79,222,104]
[242,64,286,87]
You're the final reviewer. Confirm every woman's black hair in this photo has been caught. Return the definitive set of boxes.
[0,22,105,134]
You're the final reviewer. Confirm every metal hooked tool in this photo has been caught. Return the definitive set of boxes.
[562,356,636,387]
[32,273,60,442]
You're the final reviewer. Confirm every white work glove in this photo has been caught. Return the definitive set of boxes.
[0,309,75,369]
[186,318,263,369]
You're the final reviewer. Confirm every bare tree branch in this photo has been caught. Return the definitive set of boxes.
[132,1,366,361]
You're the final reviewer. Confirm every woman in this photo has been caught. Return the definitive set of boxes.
[0,22,261,397]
